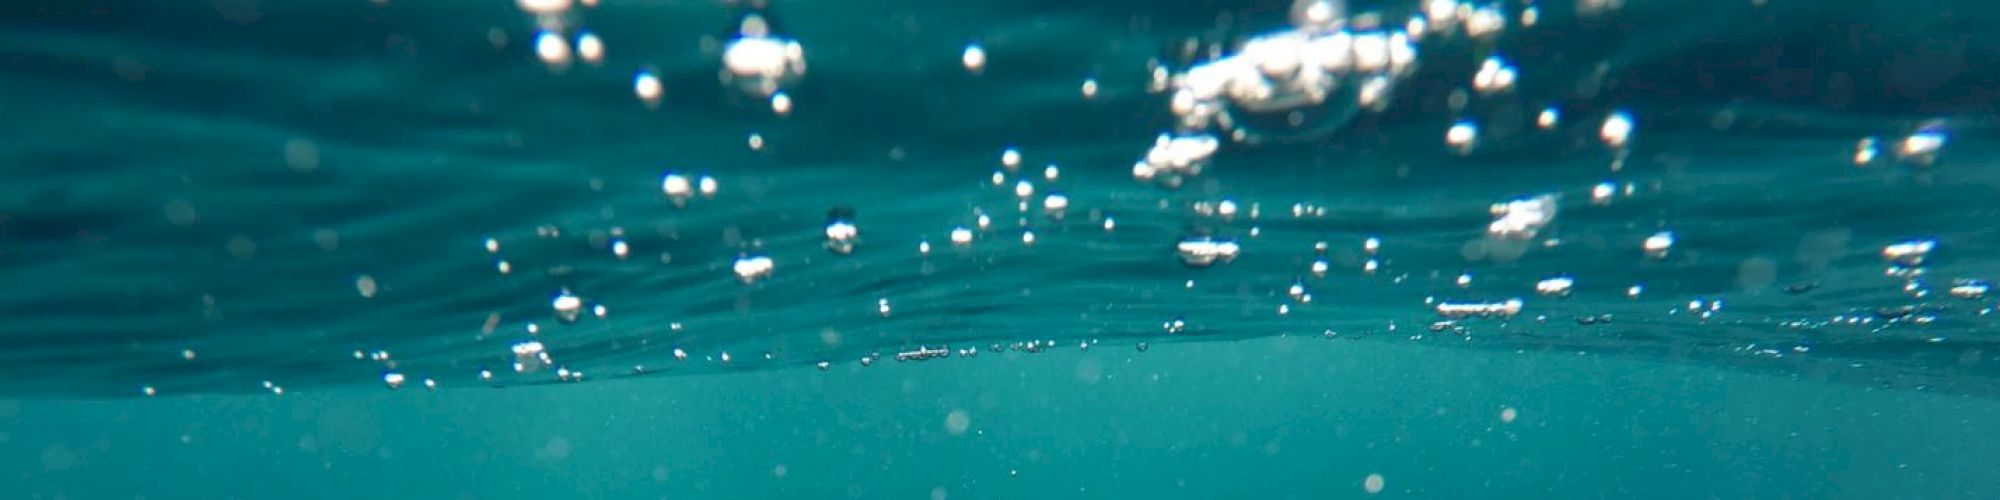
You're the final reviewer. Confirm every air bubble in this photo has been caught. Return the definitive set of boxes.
[1176,236,1240,267]
[1600,111,1634,149]
[552,292,583,323]
[575,31,604,65]
[634,71,663,107]
[1536,276,1574,297]
[534,31,571,68]
[733,255,775,283]
[1445,120,1478,154]
[962,44,986,73]
[1644,232,1674,259]
[662,173,694,206]
[720,13,806,98]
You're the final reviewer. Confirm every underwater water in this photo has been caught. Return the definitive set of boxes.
[5,0,2000,497]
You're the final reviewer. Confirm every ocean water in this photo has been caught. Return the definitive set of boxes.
[5,0,2000,497]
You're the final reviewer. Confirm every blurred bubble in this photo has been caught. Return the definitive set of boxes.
[634,70,664,108]
[575,31,603,65]
[534,31,571,68]
[720,12,806,98]
[734,255,775,283]
[1177,236,1240,267]
[962,43,986,73]
[1601,111,1634,149]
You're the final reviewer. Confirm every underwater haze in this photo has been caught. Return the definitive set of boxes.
[3,0,2000,497]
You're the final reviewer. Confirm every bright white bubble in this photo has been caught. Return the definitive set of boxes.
[1601,111,1633,148]
[575,32,604,65]
[534,31,571,67]
[633,71,663,107]
[962,44,986,73]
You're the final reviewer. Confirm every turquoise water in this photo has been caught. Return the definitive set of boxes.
[5,0,2000,497]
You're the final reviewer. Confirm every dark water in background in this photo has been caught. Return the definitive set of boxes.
[5,0,2000,497]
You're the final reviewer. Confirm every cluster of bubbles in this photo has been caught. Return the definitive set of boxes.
[134,0,1991,399]
[717,10,806,104]
[1163,1,1419,141]
[517,0,606,70]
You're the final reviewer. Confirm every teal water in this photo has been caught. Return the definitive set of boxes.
[5,0,2000,497]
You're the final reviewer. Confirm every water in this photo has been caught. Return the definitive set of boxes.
[5,0,2000,497]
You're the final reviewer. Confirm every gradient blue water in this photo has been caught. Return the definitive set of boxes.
[3,0,1999,497]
